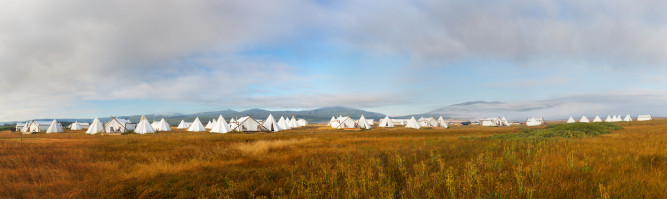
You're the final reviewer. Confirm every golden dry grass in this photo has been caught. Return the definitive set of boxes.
[0,120,665,198]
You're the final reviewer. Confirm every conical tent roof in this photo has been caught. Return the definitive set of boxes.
[567,116,576,123]
[134,115,156,134]
[406,116,421,129]
[358,115,371,129]
[262,114,282,132]
[615,115,622,122]
[328,116,336,125]
[21,121,29,133]
[208,119,217,129]
[188,117,206,132]
[210,115,231,133]
[289,116,298,128]
[579,116,590,123]
[46,119,64,133]
[46,119,63,133]
[230,118,236,123]
[437,116,448,128]
[277,116,290,130]
[379,116,394,128]
[605,115,612,122]
[156,118,171,131]
[71,121,83,130]
[205,120,213,129]
[593,115,602,122]
[86,117,104,134]
[177,120,189,129]
[623,115,632,122]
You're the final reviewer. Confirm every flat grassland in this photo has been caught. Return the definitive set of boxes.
[0,120,665,198]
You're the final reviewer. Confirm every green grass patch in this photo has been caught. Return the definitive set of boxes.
[471,123,623,140]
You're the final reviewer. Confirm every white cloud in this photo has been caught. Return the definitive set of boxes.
[2,0,667,121]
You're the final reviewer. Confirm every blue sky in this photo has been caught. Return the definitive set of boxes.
[2,0,667,121]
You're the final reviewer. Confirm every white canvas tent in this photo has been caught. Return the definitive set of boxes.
[210,115,232,133]
[615,115,623,122]
[336,116,358,129]
[526,117,545,126]
[24,120,51,133]
[105,118,134,133]
[567,116,576,123]
[579,116,590,123]
[134,115,156,134]
[86,117,105,134]
[289,116,298,128]
[357,115,371,130]
[188,117,206,132]
[297,119,308,127]
[151,121,159,129]
[233,116,269,132]
[262,114,282,132]
[155,118,171,132]
[205,120,213,129]
[405,116,421,129]
[637,115,652,121]
[278,116,291,130]
[328,116,336,126]
[378,116,394,128]
[70,121,83,130]
[422,117,439,127]
[480,117,508,127]
[18,122,29,132]
[593,115,602,122]
[623,115,633,122]
[605,115,612,122]
[46,119,64,133]
[501,117,510,126]
[610,115,618,122]
[437,116,449,128]
[176,120,190,129]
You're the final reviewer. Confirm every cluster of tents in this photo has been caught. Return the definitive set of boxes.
[566,115,652,123]
[18,114,308,135]
[173,114,306,134]
[17,119,64,134]
[328,115,448,129]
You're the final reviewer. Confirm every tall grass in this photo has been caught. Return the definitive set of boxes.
[0,120,665,198]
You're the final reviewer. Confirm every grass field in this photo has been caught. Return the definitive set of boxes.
[0,120,665,198]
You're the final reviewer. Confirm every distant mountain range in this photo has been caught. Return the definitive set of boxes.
[6,106,386,125]
[2,101,556,126]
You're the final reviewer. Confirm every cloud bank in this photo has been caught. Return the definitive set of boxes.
[1,0,667,120]
[428,92,667,121]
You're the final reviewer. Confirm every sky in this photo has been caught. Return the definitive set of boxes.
[2,0,667,121]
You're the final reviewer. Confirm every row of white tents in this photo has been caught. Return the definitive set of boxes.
[566,115,652,123]
[174,115,307,133]
[18,114,307,135]
[329,115,448,129]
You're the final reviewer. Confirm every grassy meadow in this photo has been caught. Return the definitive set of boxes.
[0,120,665,198]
